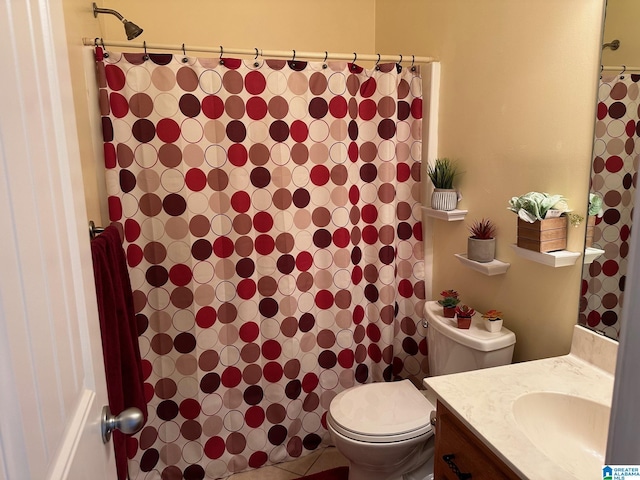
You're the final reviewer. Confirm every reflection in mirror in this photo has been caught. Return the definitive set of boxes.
[579,0,639,340]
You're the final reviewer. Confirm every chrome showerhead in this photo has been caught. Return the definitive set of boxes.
[93,3,143,40]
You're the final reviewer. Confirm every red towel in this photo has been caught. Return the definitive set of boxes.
[91,225,148,480]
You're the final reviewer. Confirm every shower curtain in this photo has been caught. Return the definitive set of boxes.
[580,73,639,338]
[96,48,426,479]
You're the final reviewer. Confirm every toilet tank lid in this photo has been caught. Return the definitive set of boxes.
[424,301,516,352]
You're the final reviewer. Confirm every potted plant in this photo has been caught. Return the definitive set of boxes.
[481,309,503,333]
[455,304,475,329]
[508,192,570,252]
[467,218,497,263]
[427,158,460,211]
[438,289,460,318]
[585,193,603,248]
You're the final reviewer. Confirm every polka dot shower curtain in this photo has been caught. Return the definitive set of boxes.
[95,47,426,479]
[580,73,639,338]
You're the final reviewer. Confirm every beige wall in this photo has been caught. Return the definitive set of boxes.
[376,0,606,361]
[63,0,607,362]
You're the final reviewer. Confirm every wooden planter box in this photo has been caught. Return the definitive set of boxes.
[585,215,596,248]
[517,216,567,252]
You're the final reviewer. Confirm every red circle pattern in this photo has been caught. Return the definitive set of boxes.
[98,52,425,479]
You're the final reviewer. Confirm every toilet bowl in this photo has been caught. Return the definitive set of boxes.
[327,301,516,480]
[327,380,435,480]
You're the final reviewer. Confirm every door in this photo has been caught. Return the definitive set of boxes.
[0,0,116,478]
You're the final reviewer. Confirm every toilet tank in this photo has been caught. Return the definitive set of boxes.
[424,301,516,376]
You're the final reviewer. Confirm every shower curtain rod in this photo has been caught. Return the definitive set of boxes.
[82,37,434,64]
[602,65,640,74]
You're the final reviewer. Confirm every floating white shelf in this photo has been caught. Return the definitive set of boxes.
[454,254,510,276]
[583,247,605,265]
[422,207,468,221]
[510,244,581,267]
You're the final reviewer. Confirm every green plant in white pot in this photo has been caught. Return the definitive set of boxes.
[427,158,460,211]
[585,193,603,248]
[467,218,496,263]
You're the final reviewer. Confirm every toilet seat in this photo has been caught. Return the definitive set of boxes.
[328,380,435,443]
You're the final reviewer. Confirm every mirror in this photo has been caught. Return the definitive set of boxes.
[579,0,639,340]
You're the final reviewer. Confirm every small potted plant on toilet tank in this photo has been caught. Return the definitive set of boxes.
[467,218,496,263]
[455,304,475,329]
[481,309,503,333]
[438,289,460,318]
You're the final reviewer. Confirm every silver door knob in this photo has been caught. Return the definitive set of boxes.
[101,406,144,443]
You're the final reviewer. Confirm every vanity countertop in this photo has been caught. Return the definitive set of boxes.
[424,325,617,480]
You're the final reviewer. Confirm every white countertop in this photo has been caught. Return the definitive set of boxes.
[424,325,617,480]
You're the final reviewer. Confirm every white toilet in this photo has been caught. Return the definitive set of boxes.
[327,301,516,480]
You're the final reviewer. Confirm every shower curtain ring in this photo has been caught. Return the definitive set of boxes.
[181,43,188,63]
[351,52,357,70]
[254,48,259,60]
[219,46,224,65]
[142,41,148,61]
[253,48,260,68]
[101,38,109,57]
[620,65,627,78]
[411,55,416,72]
[375,53,381,71]
[322,51,328,69]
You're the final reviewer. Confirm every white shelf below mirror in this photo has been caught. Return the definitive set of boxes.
[454,254,510,276]
[510,245,581,267]
[422,207,468,221]
[583,247,605,265]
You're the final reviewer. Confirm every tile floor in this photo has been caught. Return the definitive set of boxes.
[227,447,349,480]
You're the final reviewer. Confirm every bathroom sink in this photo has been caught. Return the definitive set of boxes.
[512,392,610,476]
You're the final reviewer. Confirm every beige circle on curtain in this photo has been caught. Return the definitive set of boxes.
[196,328,218,350]
[201,393,224,416]
[229,168,251,191]
[339,370,355,389]
[187,192,209,214]
[178,376,200,398]
[205,461,229,480]
[247,121,270,143]
[289,96,309,120]
[309,120,330,143]
[147,287,170,311]
[271,143,291,166]
[153,354,176,378]
[302,412,322,433]
[161,169,185,193]
[246,428,267,451]
[193,263,215,286]
[319,370,339,390]
[136,335,151,359]
[180,118,204,143]
[316,310,335,329]
[135,143,158,168]
[158,421,181,443]
[296,292,315,314]
[160,440,182,465]
[173,310,195,332]
[176,355,198,375]
[127,65,153,92]
[167,241,191,263]
[328,72,347,95]
[237,300,258,322]
[112,119,133,143]
[267,70,288,95]
[219,346,241,366]
[281,338,301,359]
[182,442,204,464]
[121,193,140,219]
[333,249,350,269]
[199,69,223,94]
[272,166,292,188]
[291,165,310,187]
[264,383,285,404]
[154,92,179,117]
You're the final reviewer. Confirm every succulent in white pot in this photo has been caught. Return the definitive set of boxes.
[481,310,503,333]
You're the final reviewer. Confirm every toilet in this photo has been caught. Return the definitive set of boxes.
[327,301,516,480]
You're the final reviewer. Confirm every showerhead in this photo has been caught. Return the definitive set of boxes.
[93,3,144,40]
[123,20,144,40]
